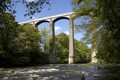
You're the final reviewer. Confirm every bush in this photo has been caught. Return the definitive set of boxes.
[14,57,30,66]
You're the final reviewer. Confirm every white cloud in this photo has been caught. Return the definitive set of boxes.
[55,26,62,32]
[26,0,34,2]
[64,31,69,35]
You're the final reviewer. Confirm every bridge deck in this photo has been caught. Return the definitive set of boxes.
[19,12,73,24]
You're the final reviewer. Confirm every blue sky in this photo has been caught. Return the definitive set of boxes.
[15,0,84,41]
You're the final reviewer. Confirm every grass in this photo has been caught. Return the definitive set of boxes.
[78,63,96,68]
[66,71,81,75]
[97,66,106,69]
[104,63,120,67]
[86,63,96,66]
[0,68,4,71]
[82,65,86,67]
[66,71,86,80]
[78,65,81,67]
[9,69,14,72]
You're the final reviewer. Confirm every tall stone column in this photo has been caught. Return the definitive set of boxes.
[91,28,98,63]
[91,48,98,63]
[69,15,74,64]
[32,21,38,27]
[49,18,56,64]
[32,22,35,27]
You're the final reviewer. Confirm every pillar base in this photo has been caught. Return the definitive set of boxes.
[91,57,98,63]
[68,54,74,64]
[49,54,56,64]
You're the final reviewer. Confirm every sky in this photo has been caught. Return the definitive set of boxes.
[15,0,84,41]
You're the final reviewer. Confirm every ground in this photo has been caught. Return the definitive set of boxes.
[0,64,120,80]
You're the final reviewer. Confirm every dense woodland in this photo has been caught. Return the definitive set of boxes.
[0,0,120,67]
[72,0,120,63]
[0,21,91,67]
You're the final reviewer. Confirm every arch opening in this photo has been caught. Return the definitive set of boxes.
[53,16,69,23]
[54,19,69,64]
[35,20,49,27]
[37,21,50,53]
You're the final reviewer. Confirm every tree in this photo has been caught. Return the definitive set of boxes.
[39,26,50,53]
[0,23,49,67]
[39,26,50,63]
[0,0,52,17]
[0,0,53,67]
[74,39,91,63]
[55,33,91,63]
[71,0,120,63]
[55,33,69,63]
[0,12,19,67]
[17,24,42,65]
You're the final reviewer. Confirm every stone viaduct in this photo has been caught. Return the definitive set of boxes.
[19,12,97,64]
[19,12,74,64]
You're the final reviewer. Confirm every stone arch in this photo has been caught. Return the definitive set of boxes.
[53,16,69,23]
[35,20,49,27]
[49,15,74,64]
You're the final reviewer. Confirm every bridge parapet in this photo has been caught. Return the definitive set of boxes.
[19,12,73,25]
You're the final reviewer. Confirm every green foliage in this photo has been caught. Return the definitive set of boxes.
[55,33,91,63]
[72,0,120,63]
[55,33,69,63]
[65,71,81,75]
[0,12,19,67]
[0,0,52,17]
[16,24,44,65]
[14,57,30,66]
[0,68,5,71]
[74,39,91,63]
[18,24,41,52]
[0,20,49,67]
[39,26,50,63]
[39,26,50,53]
